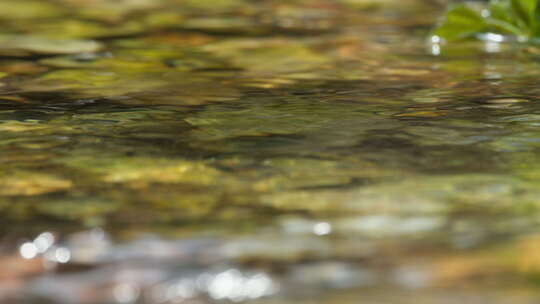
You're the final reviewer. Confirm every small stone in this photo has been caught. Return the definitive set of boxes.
[413,97,440,103]
[394,110,448,118]
[480,104,517,109]
[485,98,529,104]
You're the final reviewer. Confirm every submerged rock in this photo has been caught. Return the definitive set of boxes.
[0,35,102,55]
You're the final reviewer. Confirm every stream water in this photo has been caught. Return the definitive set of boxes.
[2,0,540,303]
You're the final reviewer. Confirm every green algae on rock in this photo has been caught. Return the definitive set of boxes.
[0,0,65,20]
[0,171,72,196]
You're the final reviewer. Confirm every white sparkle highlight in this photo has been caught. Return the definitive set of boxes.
[20,242,38,259]
[313,222,332,236]
[54,247,71,263]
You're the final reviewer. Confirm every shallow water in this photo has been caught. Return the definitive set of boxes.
[2,0,540,303]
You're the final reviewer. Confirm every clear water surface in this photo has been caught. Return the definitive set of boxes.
[2,0,540,303]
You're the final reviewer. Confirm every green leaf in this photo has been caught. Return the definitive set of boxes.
[490,0,515,24]
[510,0,537,27]
[487,18,526,36]
[434,0,540,43]
[434,4,488,41]
[488,0,524,35]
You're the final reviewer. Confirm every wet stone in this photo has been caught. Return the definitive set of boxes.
[0,35,103,55]
[485,98,530,104]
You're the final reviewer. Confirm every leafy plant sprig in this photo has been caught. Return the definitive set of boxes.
[434,0,540,43]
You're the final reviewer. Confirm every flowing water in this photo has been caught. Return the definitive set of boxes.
[3,0,540,303]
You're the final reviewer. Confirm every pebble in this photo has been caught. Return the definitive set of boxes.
[485,98,529,104]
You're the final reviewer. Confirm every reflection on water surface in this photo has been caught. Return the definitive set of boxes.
[2,0,540,303]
